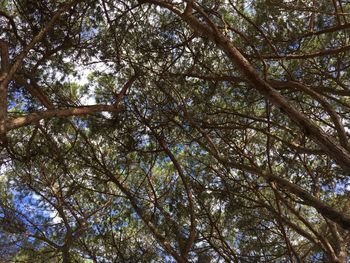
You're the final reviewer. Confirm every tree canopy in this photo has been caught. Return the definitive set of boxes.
[1,0,350,262]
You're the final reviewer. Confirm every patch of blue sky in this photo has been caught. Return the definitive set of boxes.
[8,191,54,236]
[72,117,89,129]
[8,88,32,112]
[309,252,326,261]
[242,0,256,16]
[287,41,301,51]
[158,253,177,263]
[80,24,99,42]
[322,177,350,195]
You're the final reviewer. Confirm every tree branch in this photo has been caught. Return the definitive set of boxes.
[0,40,9,140]
[6,105,120,130]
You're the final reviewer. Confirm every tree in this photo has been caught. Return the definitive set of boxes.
[1,0,350,262]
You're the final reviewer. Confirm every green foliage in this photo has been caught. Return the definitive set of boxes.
[1,0,350,262]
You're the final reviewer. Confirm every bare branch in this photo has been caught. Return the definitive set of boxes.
[6,104,120,130]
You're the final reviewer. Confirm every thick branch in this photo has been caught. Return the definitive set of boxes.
[6,105,120,130]
[0,40,9,139]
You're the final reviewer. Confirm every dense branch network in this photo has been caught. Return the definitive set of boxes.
[1,1,350,262]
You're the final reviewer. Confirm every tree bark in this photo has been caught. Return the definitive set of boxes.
[6,105,120,130]
[0,40,9,141]
[62,247,71,263]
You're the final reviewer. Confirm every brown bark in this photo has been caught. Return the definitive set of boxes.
[6,105,120,130]
[0,40,9,140]
[62,246,71,263]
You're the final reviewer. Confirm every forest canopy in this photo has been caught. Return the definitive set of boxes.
[1,0,350,262]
